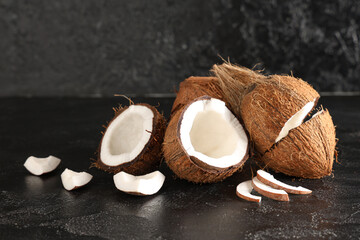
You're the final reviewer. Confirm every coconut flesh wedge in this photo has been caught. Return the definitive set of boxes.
[252,176,289,201]
[257,170,312,194]
[96,104,166,175]
[113,171,165,195]
[24,155,61,176]
[236,180,261,202]
[163,96,249,183]
[61,168,93,191]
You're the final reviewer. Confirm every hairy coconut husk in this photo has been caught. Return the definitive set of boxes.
[171,76,224,114]
[163,96,248,183]
[94,103,166,175]
[240,80,319,154]
[260,109,336,178]
[212,62,337,179]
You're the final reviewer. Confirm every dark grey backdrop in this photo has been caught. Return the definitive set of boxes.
[0,0,359,97]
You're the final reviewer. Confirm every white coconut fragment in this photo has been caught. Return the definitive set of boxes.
[113,171,165,196]
[252,177,289,201]
[257,170,312,194]
[275,99,316,143]
[24,155,61,176]
[236,180,261,202]
[61,168,93,191]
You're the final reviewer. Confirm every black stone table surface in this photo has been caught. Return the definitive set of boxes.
[0,96,359,240]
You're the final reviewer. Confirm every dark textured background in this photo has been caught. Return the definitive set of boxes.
[0,0,359,97]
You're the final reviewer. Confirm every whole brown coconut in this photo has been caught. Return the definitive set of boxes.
[94,103,166,175]
[212,62,337,178]
[163,96,249,183]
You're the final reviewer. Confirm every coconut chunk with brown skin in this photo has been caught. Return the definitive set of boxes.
[257,170,312,194]
[236,180,261,202]
[252,177,289,201]
[95,103,166,175]
[61,168,93,191]
[113,171,165,196]
[163,96,249,183]
[24,155,61,176]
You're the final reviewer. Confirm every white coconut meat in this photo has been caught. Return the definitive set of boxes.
[275,99,316,143]
[257,170,312,194]
[180,98,248,169]
[113,171,165,195]
[24,155,61,176]
[61,168,93,191]
[100,105,154,167]
[252,177,289,201]
[236,180,262,202]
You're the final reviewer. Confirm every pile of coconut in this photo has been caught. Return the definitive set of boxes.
[24,62,337,200]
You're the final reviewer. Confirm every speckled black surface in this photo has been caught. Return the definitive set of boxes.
[0,96,359,239]
[0,0,359,97]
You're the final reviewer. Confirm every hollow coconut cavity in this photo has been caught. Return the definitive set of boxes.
[95,103,166,175]
[163,96,249,183]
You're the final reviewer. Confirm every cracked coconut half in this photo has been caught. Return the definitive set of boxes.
[212,62,336,179]
[163,96,249,183]
[95,103,166,175]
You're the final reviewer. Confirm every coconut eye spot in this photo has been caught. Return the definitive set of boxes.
[189,110,237,158]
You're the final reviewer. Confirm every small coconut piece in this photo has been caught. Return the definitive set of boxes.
[24,155,61,176]
[261,109,336,178]
[163,96,249,183]
[95,103,166,175]
[236,180,261,202]
[61,168,93,191]
[252,177,289,201]
[113,171,165,196]
[257,170,312,194]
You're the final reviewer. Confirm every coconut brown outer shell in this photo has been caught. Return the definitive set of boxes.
[163,98,248,183]
[240,76,320,154]
[171,76,224,114]
[260,109,336,179]
[95,103,166,175]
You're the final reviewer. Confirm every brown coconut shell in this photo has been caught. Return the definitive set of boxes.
[163,96,249,183]
[240,79,320,154]
[171,76,224,114]
[260,109,336,179]
[94,103,166,175]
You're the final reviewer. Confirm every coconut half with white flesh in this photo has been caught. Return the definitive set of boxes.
[95,103,166,175]
[113,171,165,195]
[257,170,312,194]
[163,96,249,183]
[236,180,262,202]
[24,155,61,176]
[252,176,289,201]
[61,168,93,191]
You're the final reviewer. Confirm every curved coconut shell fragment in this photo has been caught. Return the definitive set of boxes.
[163,96,249,183]
[95,103,166,175]
[260,109,336,179]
